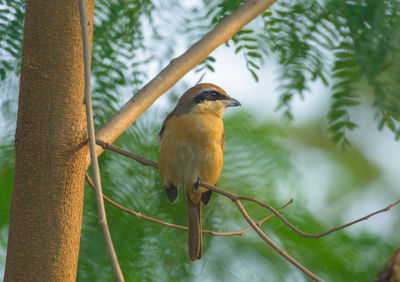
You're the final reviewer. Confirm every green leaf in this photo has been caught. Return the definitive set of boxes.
[378,118,385,131]
[265,19,277,26]
[206,64,215,72]
[332,98,360,108]
[2,61,13,71]
[334,51,353,59]
[249,68,259,82]
[328,110,347,122]
[0,69,5,80]
[383,114,396,131]
[341,137,351,149]
[268,27,281,33]
[235,45,243,54]
[241,37,257,42]
[332,91,349,99]
[238,29,253,34]
[330,121,358,133]
[330,121,347,132]
[206,56,216,62]
[247,52,262,58]
[248,60,260,70]
[345,121,358,130]
[395,129,400,141]
[244,45,257,50]
[331,79,354,91]
[332,132,344,143]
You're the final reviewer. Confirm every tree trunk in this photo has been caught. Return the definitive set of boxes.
[4,0,94,280]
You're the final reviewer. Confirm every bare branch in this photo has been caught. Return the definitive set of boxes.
[98,140,400,239]
[78,1,123,281]
[234,201,323,282]
[95,140,400,280]
[86,173,321,280]
[85,173,293,236]
[308,200,400,238]
[86,176,321,280]
[201,182,400,239]
[96,139,158,168]
[93,142,323,280]
[89,0,278,165]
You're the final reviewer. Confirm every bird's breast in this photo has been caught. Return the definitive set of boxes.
[159,113,224,192]
[167,113,223,144]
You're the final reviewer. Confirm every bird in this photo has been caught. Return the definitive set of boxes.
[158,83,241,261]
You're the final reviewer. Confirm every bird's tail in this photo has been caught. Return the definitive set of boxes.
[186,192,202,262]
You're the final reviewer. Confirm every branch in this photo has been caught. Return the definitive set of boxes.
[201,182,400,239]
[89,0,278,165]
[97,140,400,239]
[95,141,323,280]
[234,201,323,281]
[96,140,400,281]
[87,176,319,280]
[78,1,124,281]
[85,173,293,236]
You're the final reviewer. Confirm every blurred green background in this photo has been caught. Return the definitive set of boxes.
[1,0,400,281]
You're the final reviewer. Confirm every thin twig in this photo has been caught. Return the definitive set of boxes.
[96,139,158,168]
[235,201,323,282]
[78,1,124,281]
[310,199,400,238]
[97,140,400,239]
[85,173,293,236]
[202,183,400,239]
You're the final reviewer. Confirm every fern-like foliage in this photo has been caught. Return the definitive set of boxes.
[263,0,400,145]
[198,0,400,146]
[326,0,400,145]
[328,42,360,149]
[91,0,154,127]
[0,0,24,80]
[262,2,330,122]
[232,29,263,82]
[191,0,264,82]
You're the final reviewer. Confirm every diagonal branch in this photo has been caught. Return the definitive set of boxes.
[96,139,400,239]
[78,1,124,281]
[89,0,279,166]
[85,173,293,236]
[85,177,321,280]
[234,200,323,282]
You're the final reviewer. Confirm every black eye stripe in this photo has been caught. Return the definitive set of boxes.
[194,90,228,103]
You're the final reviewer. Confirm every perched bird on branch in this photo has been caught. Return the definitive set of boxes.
[158,83,241,261]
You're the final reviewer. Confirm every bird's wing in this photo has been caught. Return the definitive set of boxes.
[157,111,175,144]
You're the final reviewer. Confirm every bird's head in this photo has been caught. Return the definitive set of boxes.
[176,83,241,118]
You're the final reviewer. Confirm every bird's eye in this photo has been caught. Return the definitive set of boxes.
[210,91,218,97]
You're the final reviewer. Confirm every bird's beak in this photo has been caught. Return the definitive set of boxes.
[224,97,241,107]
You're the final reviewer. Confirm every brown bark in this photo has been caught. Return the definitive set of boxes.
[378,247,400,282]
[4,0,94,281]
